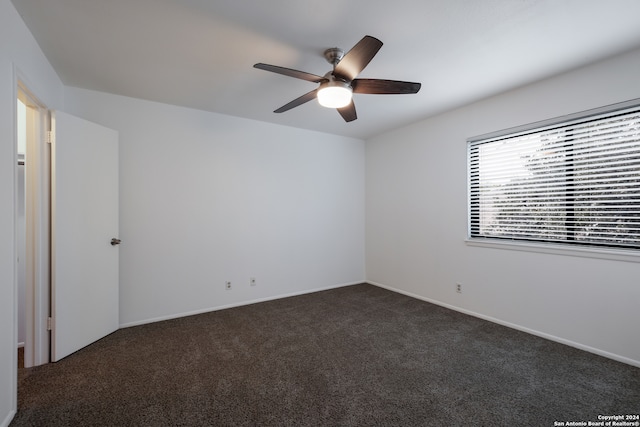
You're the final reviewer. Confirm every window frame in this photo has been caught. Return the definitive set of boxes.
[466,98,640,262]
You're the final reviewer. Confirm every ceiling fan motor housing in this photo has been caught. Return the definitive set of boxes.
[324,48,344,66]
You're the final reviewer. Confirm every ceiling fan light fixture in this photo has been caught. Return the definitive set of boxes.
[317,80,352,109]
[255,36,420,121]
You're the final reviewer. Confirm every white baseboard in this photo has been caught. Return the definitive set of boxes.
[1,410,16,427]
[120,281,363,329]
[367,280,640,369]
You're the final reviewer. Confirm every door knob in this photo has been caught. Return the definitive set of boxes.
[110,238,121,246]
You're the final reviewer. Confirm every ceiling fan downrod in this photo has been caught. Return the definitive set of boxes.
[323,47,344,68]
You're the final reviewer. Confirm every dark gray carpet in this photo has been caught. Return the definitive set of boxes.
[11,284,640,426]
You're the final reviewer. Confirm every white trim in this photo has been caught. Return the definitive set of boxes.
[366,280,640,368]
[1,410,16,427]
[10,64,18,427]
[465,238,640,263]
[120,281,363,329]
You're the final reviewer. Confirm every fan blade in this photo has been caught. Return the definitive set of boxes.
[337,101,357,122]
[352,79,421,94]
[334,35,383,81]
[274,89,319,113]
[254,63,326,83]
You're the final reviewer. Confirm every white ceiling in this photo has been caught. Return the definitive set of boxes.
[11,0,640,139]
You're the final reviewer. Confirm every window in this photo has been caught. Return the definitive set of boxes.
[468,102,640,250]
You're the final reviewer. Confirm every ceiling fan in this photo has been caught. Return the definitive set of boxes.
[253,35,421,122]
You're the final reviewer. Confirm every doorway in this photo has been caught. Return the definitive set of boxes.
[16,82,50,368]
[15,80,120,371]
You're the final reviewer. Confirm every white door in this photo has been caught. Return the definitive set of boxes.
[50,111,119,362]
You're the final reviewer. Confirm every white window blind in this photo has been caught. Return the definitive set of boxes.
[469,104,640,249]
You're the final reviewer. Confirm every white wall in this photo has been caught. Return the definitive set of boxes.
[64,87,366,327]
[366,47,640,366]
[0,1,64,425]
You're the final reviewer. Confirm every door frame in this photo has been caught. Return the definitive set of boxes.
[15,71,51,368]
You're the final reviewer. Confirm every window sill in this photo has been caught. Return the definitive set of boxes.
[465,238,640,263]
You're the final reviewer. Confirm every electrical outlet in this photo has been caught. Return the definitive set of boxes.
[250,277,256,286]
[456,283,462,293]
[225,281,232,290]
